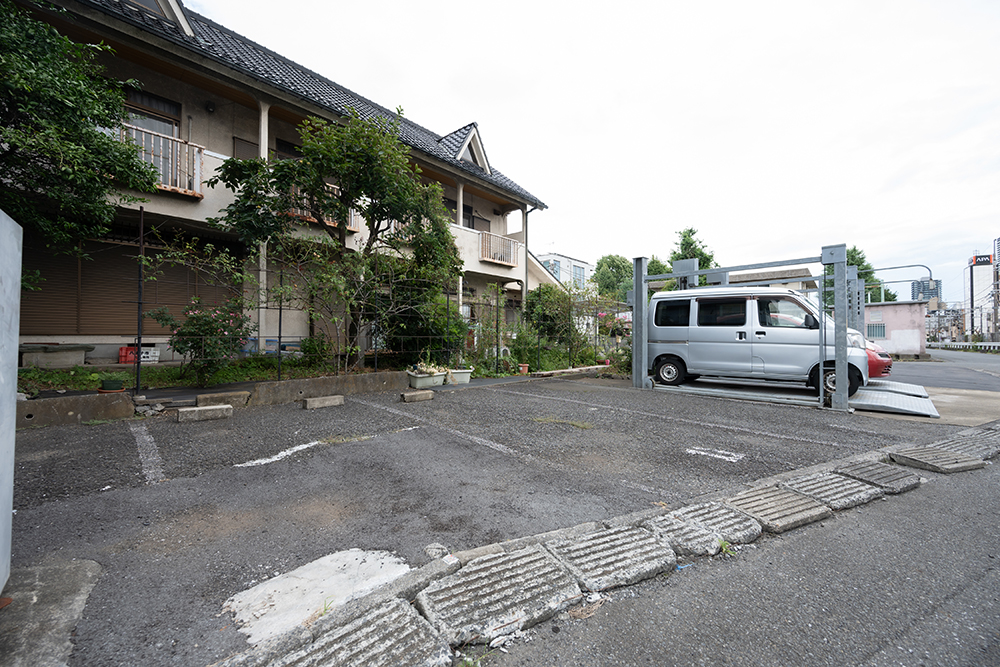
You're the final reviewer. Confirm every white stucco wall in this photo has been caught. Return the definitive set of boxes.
[866,301,927,355]
[0,208,22,590]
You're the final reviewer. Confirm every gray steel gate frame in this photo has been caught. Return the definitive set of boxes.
[631,244,853,411]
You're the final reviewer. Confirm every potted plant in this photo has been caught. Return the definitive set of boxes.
[447,366,474,384]
[94,370,130,393]
[407,360,447,389]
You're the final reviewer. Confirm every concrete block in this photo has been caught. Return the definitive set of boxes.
[401,390,434,403]
[248,372,409,407]
[196,391,250,407]
[835,461,921,494]
[671,502,762,544]
[931,430,1000,460]
[545,526,675,592]
[643,515,721,556]
[889,446,985,473]
[781,472,884,510]
[303,395,344,409]
[726,486,832,534]
[415,544,581,645]
[177,405,232,422]
[16,393,134,428]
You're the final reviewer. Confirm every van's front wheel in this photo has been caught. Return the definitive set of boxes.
[811,366,861,397]
[654,357,686,386]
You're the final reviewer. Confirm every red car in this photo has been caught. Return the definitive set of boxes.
[866,340,892,378]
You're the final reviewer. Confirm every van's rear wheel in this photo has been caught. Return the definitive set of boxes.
[812,366,862,397]
[654,358,686,386]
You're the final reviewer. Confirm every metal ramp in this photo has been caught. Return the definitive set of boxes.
[849,382,938,418]
[653,378,939,418]
[865,379,929,398]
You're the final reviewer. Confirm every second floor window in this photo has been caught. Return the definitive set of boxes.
[125,90,182,187]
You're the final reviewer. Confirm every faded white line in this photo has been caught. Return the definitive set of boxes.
[129,422,165,483]
[686,447,745,463]
[490,387,851,449]
[234,433,383,468]
[235,441,322,468]
[348,397,670,496]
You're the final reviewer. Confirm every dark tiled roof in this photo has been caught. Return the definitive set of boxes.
[77,0,546,209]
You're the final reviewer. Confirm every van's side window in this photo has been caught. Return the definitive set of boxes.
[757,298,811,328]
[654,301,690,327]
[697,299,746,326]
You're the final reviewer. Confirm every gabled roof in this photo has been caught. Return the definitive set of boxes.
[70,0,546,209]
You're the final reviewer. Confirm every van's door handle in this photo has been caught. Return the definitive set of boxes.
[737,331,747,340]
[756,331,766,337]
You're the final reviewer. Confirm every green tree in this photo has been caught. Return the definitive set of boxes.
[207,109,463,368]
[669,227,716,282]
[592,254,632,300]
[823,246,897,305]
[0,0,157,256]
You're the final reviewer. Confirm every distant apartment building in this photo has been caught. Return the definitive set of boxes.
[910,277,941,302]
[538,253,594,289]
[964,254,996,339]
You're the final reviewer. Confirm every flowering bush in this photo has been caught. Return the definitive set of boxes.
[598,312,629,337]
[147,297,256,386]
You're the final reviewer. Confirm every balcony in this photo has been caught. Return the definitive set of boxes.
[122,124,203,197]
[291,185,361,232]
[480,231,519,267]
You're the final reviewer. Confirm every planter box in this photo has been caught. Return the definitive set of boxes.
[407,370,446,389]
[448,368,473,384]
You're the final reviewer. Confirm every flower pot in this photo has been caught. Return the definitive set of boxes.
[407,370,446,389]
[518,364,529,375]
[448,367,473,384]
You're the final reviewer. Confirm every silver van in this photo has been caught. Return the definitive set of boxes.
[647,286,869,396]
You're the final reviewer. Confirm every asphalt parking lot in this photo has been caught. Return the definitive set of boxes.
[8,368,989,666]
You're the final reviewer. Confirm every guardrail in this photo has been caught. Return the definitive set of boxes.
[480,232,518,267]
[929,342,1000,351]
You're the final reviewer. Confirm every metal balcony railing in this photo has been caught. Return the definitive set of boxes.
[480,232,519,267]
[122,124,203,196]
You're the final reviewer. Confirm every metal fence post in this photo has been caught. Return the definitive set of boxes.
[632,257,648,389]
[822,244,849,411]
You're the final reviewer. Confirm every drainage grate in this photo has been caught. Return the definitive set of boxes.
[643,515,722,556]
[930,430,1000,460]
[670,502,762,544]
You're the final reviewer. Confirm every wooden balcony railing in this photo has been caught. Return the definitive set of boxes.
[122,124,203,196]
[480,232,519,267]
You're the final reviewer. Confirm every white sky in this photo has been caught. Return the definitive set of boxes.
[187,0,1000,304]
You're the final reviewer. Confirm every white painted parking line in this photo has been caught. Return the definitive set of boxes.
[686,447,744,462]
[349,397,671,497]
[129,422,165,483]
[491,387,851,449]
[235,441,322,468]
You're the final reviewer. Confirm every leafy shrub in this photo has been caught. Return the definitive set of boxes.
[147,297,256,386]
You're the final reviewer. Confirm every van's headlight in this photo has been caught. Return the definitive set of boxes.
[847,332,865,349]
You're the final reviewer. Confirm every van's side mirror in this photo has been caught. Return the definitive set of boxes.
[804,314,819,329]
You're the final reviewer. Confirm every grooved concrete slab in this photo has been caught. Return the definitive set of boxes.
[726,486,832,533]
[275,597,452,667]
[781,472,883,510]
[671,502,762,544]
[544,526,675,591]
[176,404,232,422]
[415,544,582,645]
[931,430,1000,460]
[834,461,921,494]
[643,515,721,556]
[889,447,985,473]
[302,395,344,410]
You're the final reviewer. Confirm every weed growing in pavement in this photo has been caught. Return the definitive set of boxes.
[718,539,736,556]
[455,647,495,666]
[532,416,593,430]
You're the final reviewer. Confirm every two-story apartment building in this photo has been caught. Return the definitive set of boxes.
[537,253,594,289]
[15,0,553,358]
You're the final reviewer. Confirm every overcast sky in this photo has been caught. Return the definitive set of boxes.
[187,0,999,304]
